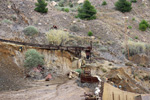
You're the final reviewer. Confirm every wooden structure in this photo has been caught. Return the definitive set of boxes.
[0,38,92,58]
[82,93,99,100]
[80,65,99,83]
[85,97,99,100]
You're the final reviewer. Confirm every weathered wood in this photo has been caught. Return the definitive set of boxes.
[0,38,92,57]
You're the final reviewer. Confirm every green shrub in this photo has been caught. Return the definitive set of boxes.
[101,68,107,73]
[115,0,132,13]
[46,29,69,45]
[2,19,12,24]
[24,49,44,68]
[132,17,135,21]
[139,20,149,27]
[131,0,137,3]
[139,20,149,31]
[75,69,83,74]
[88,31,93,36]
[34,0,48,13]
[139,24,147,31]
[102,1,107,5]
[75,15,79,18]
[23,26,38,36]
[64,8,69,12]
[128,26,132,29]
[59,2,64,7]
[134,36,138,39]
[78,0,97,20]
[58,0,65,7]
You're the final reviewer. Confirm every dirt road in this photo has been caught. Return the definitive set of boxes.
[0,80,86,100]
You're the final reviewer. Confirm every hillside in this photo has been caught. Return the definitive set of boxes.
[0,0,150,63]
[0,0,150,99]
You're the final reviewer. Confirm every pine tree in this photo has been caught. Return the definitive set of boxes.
[34,0,48,13]
[115,0,132,13]
[78,0,97,20]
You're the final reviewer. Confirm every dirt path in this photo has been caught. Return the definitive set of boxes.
[0,80,86,100]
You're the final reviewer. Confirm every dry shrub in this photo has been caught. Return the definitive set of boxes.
[123,41,150,56]
[46,29,69,45]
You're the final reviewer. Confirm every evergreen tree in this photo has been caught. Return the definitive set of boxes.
[115,0,132,13]
[78,0,97,20]
[34,0,48,13]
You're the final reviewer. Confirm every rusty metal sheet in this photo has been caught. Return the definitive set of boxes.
[80,74,99,83]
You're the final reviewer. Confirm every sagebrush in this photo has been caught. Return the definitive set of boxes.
[88,31,93,36]
[24,49,44,68]
[46,29,69,45]
[23,26,38,36]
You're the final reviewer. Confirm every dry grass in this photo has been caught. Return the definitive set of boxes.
[46,29,69,45]
[123,40,150,56]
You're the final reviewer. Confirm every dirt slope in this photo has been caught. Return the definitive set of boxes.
[0,53,25,91]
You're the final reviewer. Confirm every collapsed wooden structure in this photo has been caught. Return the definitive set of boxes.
[80,65,99,83]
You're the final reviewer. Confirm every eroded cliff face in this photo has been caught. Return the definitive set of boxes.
[0,43,25,91]
[0,42,74,75]
[36,49,72,74]
[0,42,76,91]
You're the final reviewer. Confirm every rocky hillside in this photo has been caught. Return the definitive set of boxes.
[0,0,150,97]
[0,0,150,64]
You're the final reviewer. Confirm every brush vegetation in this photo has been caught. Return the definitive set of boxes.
[23,26,38,36]
[115,0,132,12]
[24,49,44,68]
[46,29,69,45]
[139,20,150,31]
[123,41,150,56]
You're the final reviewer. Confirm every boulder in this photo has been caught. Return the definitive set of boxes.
[78,0,84,4]
[81,51,86,58]
[51,1,58,6]
[28,67,43,80]
[68,71,79,79]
